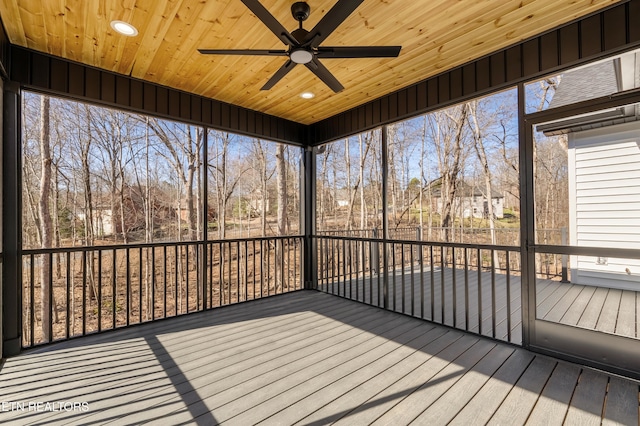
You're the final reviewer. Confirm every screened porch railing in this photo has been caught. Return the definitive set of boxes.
[314,235,523,345]
[21,236,303,348]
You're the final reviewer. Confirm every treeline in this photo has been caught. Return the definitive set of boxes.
[316,81,568,245]
[22,92,301,250]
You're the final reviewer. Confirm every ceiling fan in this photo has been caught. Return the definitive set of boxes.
[198,0,402,93]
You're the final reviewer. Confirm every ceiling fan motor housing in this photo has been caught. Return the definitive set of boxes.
[291,2,311,22]
[199,0,401,92]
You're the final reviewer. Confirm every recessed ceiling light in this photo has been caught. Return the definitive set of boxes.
[110,20,138,37]
[300,92,315,99]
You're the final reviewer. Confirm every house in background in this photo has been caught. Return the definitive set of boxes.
[77,207,114,238]
[247,187,274,215]
[540,49,640,290]
[432,181,505,220]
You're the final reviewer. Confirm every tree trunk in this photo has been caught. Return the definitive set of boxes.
[39,95,53,342]
[437,107,468,242]
[359,134,366,230]
[275,144,287,290]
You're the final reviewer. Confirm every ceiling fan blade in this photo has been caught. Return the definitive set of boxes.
[305,58,344,93]
[198,49,288,56]
[316,46,402,58]
[303,0,364,47]
[261,60,297,90]
[241,0,297,46]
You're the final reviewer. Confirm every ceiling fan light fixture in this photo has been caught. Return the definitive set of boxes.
[290,49,313,64]
[300,92,315,99]
[110,20,138,37]
[197,0,401,92]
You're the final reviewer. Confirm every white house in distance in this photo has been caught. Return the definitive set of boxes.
[77,207,115,238]
[540,49,640,290]
[432,182,505,220]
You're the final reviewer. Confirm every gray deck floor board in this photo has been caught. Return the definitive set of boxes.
[564,369,609,426]
[319,266,640,342]
[487,356,558,425]
[1,290,638,425]
[525,363,581,425]
[448,349,535,425]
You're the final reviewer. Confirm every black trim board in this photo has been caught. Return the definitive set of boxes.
[8,46,307,146]
[310,0,640,145]
[3,1,640,146]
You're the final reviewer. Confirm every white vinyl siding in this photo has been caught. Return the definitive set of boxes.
[569,122,640,290]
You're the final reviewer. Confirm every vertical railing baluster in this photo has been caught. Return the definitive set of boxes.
[175,245,179,315]
[290,238,294,291]
[228,242,232,302]
[429,245,434,322]
[66,252,71,338]
[506,250,512,342]
[259,240,264,299]
[410,242,415,317]
[360,239,365,302]
[317,237,322,291]
[112,249,117,329]
[252,240,257,299]
[368,240,373,305]
[47,252,53,341]
[126,248,131,326]
[440,246,445,324]
[491,249,496,339]
[464,247,469,332]
[452,247,457,328]
[337,238,342,296]
[401,243,406,314]
[325,238,330,293]
[348,239,353,299]
[164,246,168,318]
[97,249,102,332]
[30,253,35,347]
[281,239,286,293]
[196,244,201,311]
[353,240,358,300]
[378,241,382,307]
[420,244,424,319]
[218,241,226,306]
[236,241,241,299]
[332,239,336,295]
[185,245,189,313]
[82,250,87,336]
[350,239,355,300]
[139,247,143,323]
[245,241,249,298]
[267,240,271,297]
[150,246,155,320]
[477,247,482,336]
[392,242,397,312]
[284,238,289,292]
[208,243,213,307]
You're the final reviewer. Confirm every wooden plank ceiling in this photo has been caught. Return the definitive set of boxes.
[0,0,621,124]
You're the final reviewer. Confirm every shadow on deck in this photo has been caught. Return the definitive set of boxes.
[0,290,638,425]
[317,266,640,346]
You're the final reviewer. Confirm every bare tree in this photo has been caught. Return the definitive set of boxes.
[209,131,245,239]
[249,139,275,236]
[276,143,288,235]
[430,105,469,242]
[467,100,496,245]
[38,95,53,342]
[148,119,202,240]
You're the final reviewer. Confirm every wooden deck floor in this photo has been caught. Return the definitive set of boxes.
[318,267,640,344]
[1,290,638,425]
